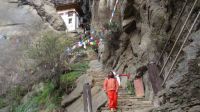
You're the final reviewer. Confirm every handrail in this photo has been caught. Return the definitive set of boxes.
[156,0,188,66]
[162,11,200,86]
[158,0,199,77]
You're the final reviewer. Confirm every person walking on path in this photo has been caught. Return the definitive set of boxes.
[103,71,119,112]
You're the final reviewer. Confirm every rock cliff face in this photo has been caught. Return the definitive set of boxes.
[154,31,200,112]
[20,0,66,31]
[0,0,91,96]
[0,0,65,95]
[91,0,200,111]
[0,0,199,111]
[20,0,92,30]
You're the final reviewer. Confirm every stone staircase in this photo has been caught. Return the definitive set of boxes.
[99,88,154,112]
[92,72,154,112]
[89,60,154,112]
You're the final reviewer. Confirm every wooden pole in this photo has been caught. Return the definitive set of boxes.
[83,83,93,112]
[87,84,93,112]
[83,83,88,112]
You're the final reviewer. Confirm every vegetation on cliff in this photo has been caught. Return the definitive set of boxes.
[0,30,90,112]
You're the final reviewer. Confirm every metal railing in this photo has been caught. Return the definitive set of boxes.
[156,0,188,66]
[162,11,200,86]
[158,0,199,78]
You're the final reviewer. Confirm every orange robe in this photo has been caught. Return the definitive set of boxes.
[103,78,119,109]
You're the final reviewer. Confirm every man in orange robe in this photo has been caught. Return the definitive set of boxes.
[103,71,119,112]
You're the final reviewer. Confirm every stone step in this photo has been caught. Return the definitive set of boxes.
[93,78,104,80]
[95,81,104,83]
[118,99,151,103]
[118,92,132,94]
[94,81,104,83]
[118,94,135,97]
[92,76,106,80]
[94,85,103,87]
[119,103,152,105]
[93,75,105,77]
[94,83,103,85]
[100,104,153,111]
[118,101,152,105]
[94,79,104,82]
[100,95,152,111]
[118,95,134,97]
[100,109,154,112]
[93,78,105,81]
[118,96,144,99]
[117,92,135,95]
[94,84,103,87]
[118,99,150,103]
[93,77,105,79]
[118,102,153,107]
[93,75,104,77]
[94,82,104,84]
[118,98,146,102]
[118,99,139,102]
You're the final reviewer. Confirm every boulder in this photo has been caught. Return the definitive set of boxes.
[61,74,92,106]
[25,0,66,31]
[65,86,107,112]
[188,106,200,112]
[123,17,137,34]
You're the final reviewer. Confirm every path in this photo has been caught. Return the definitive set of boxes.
[90,60,154,112]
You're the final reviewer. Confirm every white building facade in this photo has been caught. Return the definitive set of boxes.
[57,9,80,32]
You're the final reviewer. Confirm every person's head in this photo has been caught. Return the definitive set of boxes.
[108,71,115,78]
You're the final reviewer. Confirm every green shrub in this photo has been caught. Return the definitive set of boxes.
[14,99,39,112]
[127,80,135,95]
[103,22,121,32]
[35,82,55,104]
[0,86,26,111]
[0,97,7,108]
[60,71,80,87]
[13,82,61,112]
[8,86,26,108]
[60,61,89,92]
[5,86,27,112]
[26,31,73,86]
[70,61,89,72]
